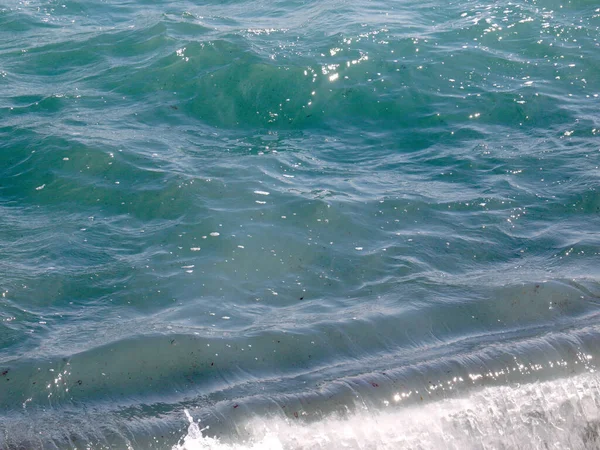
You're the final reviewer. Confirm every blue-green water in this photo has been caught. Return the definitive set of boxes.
[1,0,600,448]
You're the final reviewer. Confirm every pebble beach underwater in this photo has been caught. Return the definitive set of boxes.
[1,0,600,448]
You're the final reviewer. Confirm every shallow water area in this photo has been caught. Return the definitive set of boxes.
[1,0,600,448]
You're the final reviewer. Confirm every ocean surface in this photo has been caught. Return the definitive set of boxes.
[1,0,600,448]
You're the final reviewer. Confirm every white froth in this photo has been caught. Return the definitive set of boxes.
[173,372,600,450]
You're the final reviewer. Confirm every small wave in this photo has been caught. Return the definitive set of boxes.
[175,371,600,450]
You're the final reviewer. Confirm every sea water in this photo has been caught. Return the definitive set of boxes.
[1,0,600,448]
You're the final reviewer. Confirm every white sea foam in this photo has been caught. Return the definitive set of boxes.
[174,372,600,450]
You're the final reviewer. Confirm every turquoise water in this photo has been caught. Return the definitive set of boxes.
[1,0,600,448]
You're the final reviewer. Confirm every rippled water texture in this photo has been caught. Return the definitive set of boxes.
[1,0,600,448]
